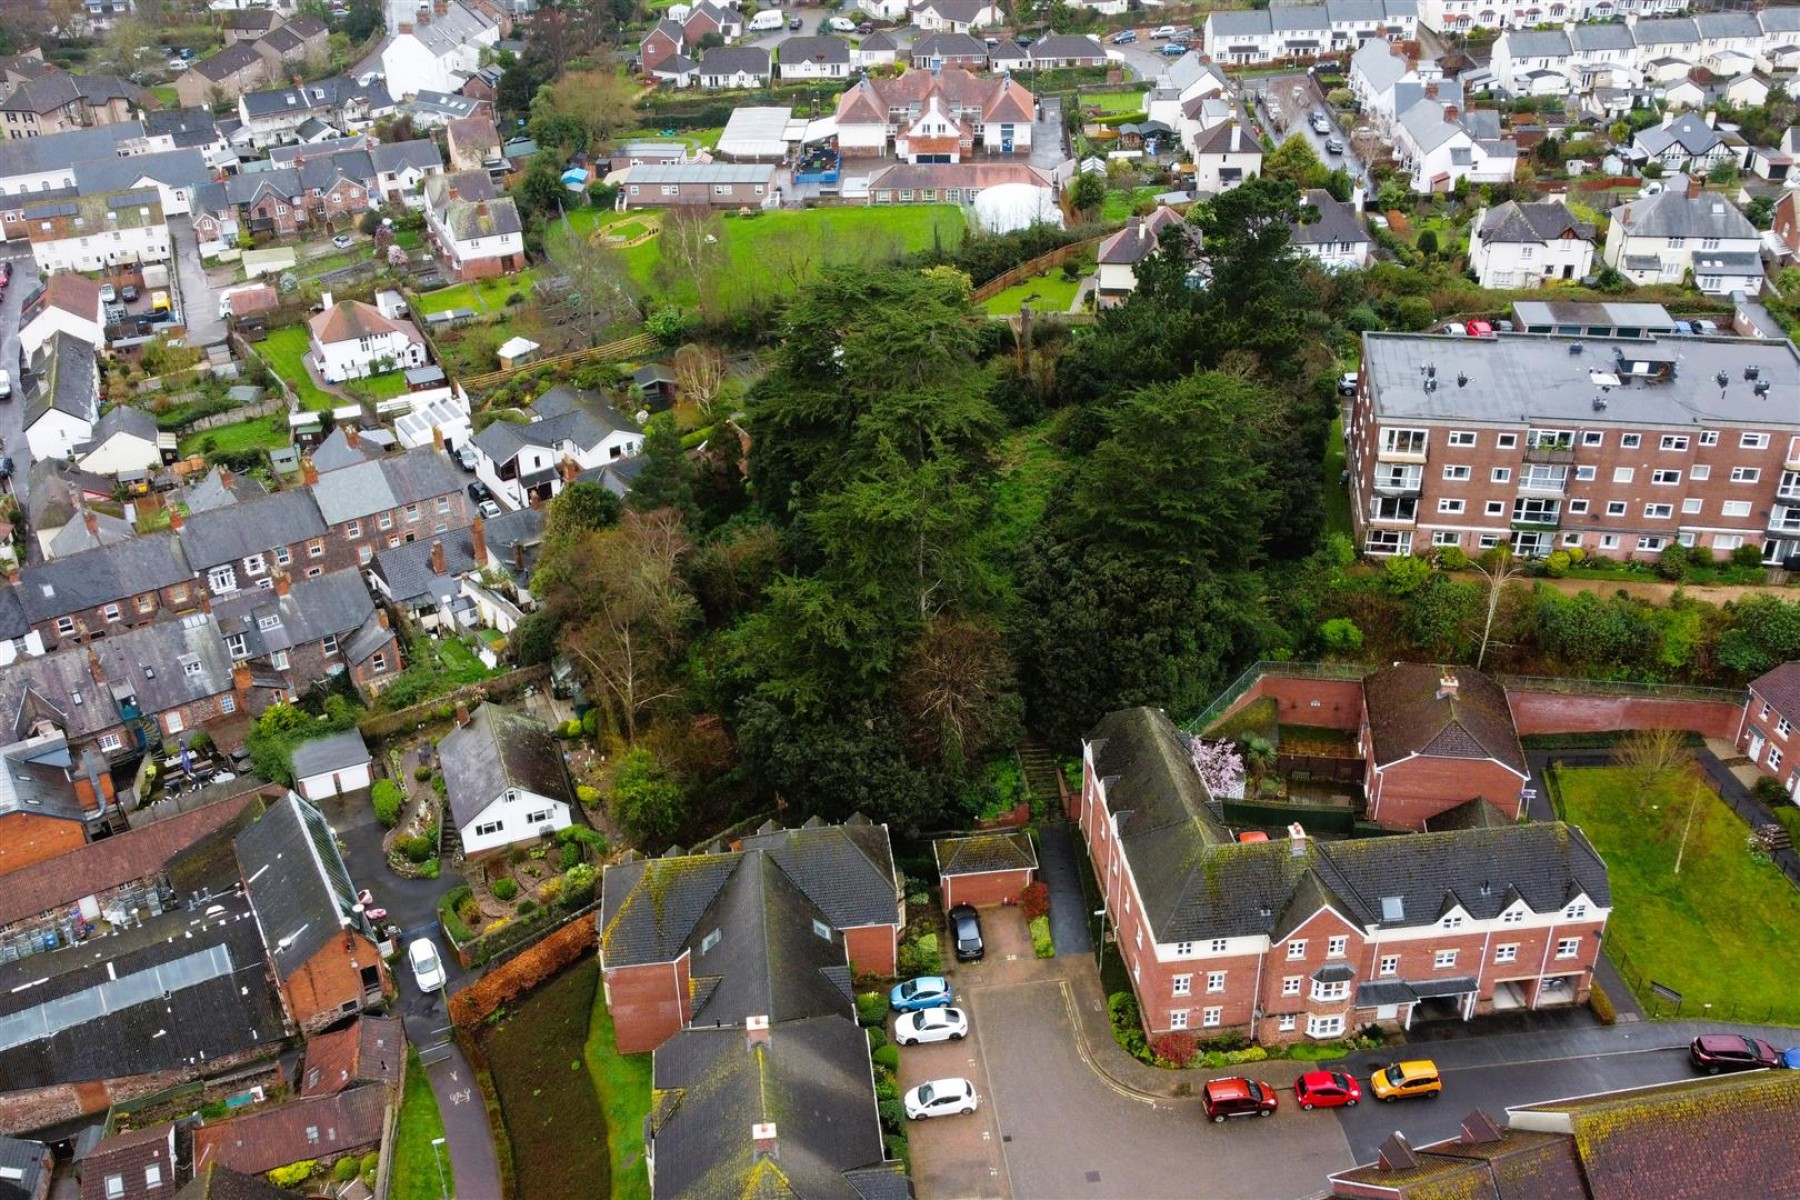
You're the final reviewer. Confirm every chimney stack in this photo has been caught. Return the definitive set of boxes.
[87,646,105,685]
[1438,672,1460,699]
[455,702,470,727]
[398,22,413,34]
[512,539,525,571]
[559,456,580,484]
[302,457,319,486]
[752,1121,778,1161]
[432,425,445,451]
[1443,103,1458,124]
[320,290,334,311]
[344,424,360,449]
[219,466,235,491]
[274,569,291,597]
[470,514,487,564]
[430,539,446,576]
[233,660,253,697]
[83,507,98,538]
[747,1014,771,1046]
[447,182,458,202]
[1288,822,1307,856]
[376,607,390,629]
[435,0,448,13]
[169,506,184,530]
[1687,174,1703,199]
[1229,120,1241,153]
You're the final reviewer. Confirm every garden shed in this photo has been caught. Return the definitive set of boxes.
[934,831,1038,908]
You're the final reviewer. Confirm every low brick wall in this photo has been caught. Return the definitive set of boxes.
[1507,692,1744,741]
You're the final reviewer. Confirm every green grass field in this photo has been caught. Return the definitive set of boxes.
[412,272,540,316]
[1100,186,1165,224]
[982,270,1084,315]
[257,326,338,411]
[585,965,653,1200]
[1082,90,1150,116]
[390,1050,454,1200]
[178,412,288,459]
[481,960,612,1198]
[561,205,967,312]
[1554,766,1800,1020]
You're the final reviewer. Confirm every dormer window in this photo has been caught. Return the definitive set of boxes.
[1501,906,1525,925]
[1441,914,1463,930]
[1566,901,1589,920]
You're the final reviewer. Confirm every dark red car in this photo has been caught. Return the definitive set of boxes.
[1689,1034,1780,1074]
[1294,1069,1362,1110]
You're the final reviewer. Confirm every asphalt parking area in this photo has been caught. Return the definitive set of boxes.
[896,1001,1008,1199]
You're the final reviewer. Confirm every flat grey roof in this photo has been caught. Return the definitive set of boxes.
[1511,300,1675,329]
[630,162,776,184]
[1363,331,1800,430]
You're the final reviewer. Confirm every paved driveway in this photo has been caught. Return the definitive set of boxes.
[0,245,38,510]
[167,216,227,349]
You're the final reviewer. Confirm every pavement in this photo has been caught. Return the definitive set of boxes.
[1246,71,1370,192]
[167,215,228,349]
[0,244,36,510]
[1028,95,1066,173]
[318,785,501,1200]
[1035,822,1093,956]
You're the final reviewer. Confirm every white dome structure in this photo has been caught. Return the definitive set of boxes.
[972,183,1063,234]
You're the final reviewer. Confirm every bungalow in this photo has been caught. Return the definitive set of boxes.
[439,703,576,860]
[778,35,852,81]
[697,45,772,90]
[854,29,901,68]
[235,791,392,1033]
[309,298,429,383]
[910,32,990,71]
[910,0,1002,34]
[1028,33,1109,68]
[621,161,779,208]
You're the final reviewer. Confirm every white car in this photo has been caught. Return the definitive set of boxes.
[1150,24,1178,38]
[332,234,355,249]
[895,1007,968,1045]
[904,1077,979,1120]
[827,15,857,31]
[1443,322,1468,337]
[478,499,503,519]
[408,938,447,993]
[0,370,10,400]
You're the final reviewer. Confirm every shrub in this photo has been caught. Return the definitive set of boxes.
[415,765,433,782]
[333,1157,361,1182]
[419,859,440,879]
[910,932,941,975]
[1656,543,1690,581]
[1543,550,1571,578]
[491,878,519,902]
[1438,545,1468,570]
[1734,543,1766,568]
[438,886,475,942]
[267,1162,315,1187]
[1151,1032,1198,1067]
[576,784,602,807]
[877,1098,905,1133]
[582,708,599,735]
[400,835,435,863]
[1319,616,1364,653]
[1589,980,1617,1025]
[1019,880,1050,921]
[1754,775,1789,806]
[867,1026,888,1052]
[431,775,447,797]
[560,842,584,870]
[517,899,537,915]
[560,718,583,739]
[371,779,404,829]
[1029,915,1054,959]
[872,1044,900,1071]
[856,992,887,1025]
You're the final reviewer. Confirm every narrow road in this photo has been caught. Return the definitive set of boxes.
[167,215,228,349]
[0,244,37,512]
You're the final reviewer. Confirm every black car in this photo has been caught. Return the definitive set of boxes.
[788,13,801,27]
[121,284,139,302]
[467,480,492,503]
[948,903,983,962]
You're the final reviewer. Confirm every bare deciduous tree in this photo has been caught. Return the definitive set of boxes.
[672,343,726,417]
[897,618,1021,773]
[1471,547,1522,670]
[656,206,726,302]
[545,223,642,345]
[1613,726,1706,873]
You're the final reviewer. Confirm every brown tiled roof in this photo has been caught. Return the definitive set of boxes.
[308,299,404,345]
[228,285,279,317]
[0,788,265,927]
[1364,663,1527,776]
[1750,661,1800,719]
[191,1087,387,1176]
[36,272,104,321]
[176,1163,293,1200]
[78,1124,176,1200]
[301,1016,405,1097]
[1097,205,1185,265]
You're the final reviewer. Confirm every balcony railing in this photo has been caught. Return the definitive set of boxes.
[1375,446,1428,464]
[1517,478,1567,496]
[1523,445,1577,464]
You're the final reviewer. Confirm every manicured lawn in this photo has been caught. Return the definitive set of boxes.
[1083,90,1150,115]
[413,273,539,316]
[1323,414,1350,540]
[481,960,612,1199]
[389,1049,454,1200]
[1554,766,1800,1020]
[433,636,491,684]
[151,86,179,108]
[982,269,1084,315]
[178,412,289,459]
[586,966,653,1200]
[257,326,339,411]
[572,205,967,311]
[342,371,413,403]
[1100,185,1164,223]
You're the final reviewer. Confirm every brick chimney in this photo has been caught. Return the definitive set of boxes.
[169,506,183,530]
[455,702,470,727]
[476,201,490,223]
[512,539,525,571]
[274,569,291,597]
[470,515,487,564]
[747,1014,771,1047]
[376,607,390,629]
[751,1122,778,1161]
[432,425,445,451]
[435,0,448,12]
[1443,103,1459,124]
[83,507,98,537]
[446,181,458,203]
[558,456,580,483]
[1288,822,1307,856]
[1687,173,1703,198]
[232,660,253,700]
[430,539,446,576]
[1437,672,1460,699]
[219,466,235,490]
[302,457,319,485]
[87,646,105,685]
[344,424,360,450]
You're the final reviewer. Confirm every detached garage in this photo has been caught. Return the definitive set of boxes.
[934,831,1038,908]
[292,730,374,802]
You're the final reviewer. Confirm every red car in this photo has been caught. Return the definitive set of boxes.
[1466,318,1494,338]
[1294,1069,1362,1110]
[1689,1034,1780,1074]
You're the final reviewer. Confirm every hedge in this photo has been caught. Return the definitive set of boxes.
[449,917,598,1029]
[438,886,475,944]
[855,992,886,1026]
[371,779,403,828]
[1029,915,1054,959]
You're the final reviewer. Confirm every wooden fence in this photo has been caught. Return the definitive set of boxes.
[970,235,1107,304]
[458,331,660,391]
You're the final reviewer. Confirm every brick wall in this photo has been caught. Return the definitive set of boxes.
[0,1046,273,1136]
[1369,756,1526,829]
[604,958,690,1054]
[283,933,389,1034]
[843,923,898,979]
[1507,692,1743,740]
[1206,675,1367,735]
[0,813,87,877]
[941,869,1033,910]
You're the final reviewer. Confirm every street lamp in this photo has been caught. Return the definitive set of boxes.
[1093,906,1109,974]
[431,1137,449,1199]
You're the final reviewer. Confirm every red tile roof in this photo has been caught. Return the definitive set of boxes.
[301,1016,405,1097]
[192,1087,387,1177]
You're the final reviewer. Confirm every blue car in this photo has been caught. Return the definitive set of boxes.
[1161,41,1188,56]
[890,976,953,1012]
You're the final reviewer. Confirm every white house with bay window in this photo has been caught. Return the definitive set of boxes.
[439,703,577,862]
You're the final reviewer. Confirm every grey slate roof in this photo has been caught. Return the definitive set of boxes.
[235,791,369,984]
[1398,100,1466,154]
[395,0,497,59]
[186,465,267,514]
[310,426,381,473]
[474,399,635,466]
[0,123,139,179]
[178,489,326,571]
[1632,17,1698,46]
[1086,707,1608,943]
[18,531,190,623]
[212,569,377,659]
[1477,200,1593,245]
[191,42,264,82]
[290,729,372,781]
[1696,11,1761,39]
[699,46,772,76]
[240,81,335,119]
[369,138,443,174]
[1210,10,1273,36]
[1350,39,1407,94]
[297,148,375,191]
[88,403,158,447]
[343,610,393,668]
[483,506,543,576]
[649,1017,893,1200]
[73,147,208,197]
[1610,181,1757,240]
[1569,22,1635,51]
[1292,188,1368,248]
[601,817,899,969]
[373,525,476,605]
[46,509,134,558]
[1636,113,1724,158]
[688,849,853,1026]
[24,332,97,434]
[935,831,1037,876]
[1502,29,1570,58]
[0,1135,51,1200]
[310,448,464,524]
[1030,34,1107,61]
[0,589,28,642]
[780,35,852,65]
[437,704,573,829]
[0,736,86,825]
[441,194,522,241]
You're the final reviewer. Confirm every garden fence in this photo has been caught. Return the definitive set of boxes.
[1607,941,1800,1027]
[970,235,1107,303]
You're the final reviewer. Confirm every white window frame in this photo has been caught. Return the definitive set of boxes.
[1173,974,1192,996]
[1555,937,1581,959]
[1433,949,1458,969]
[1287,939,1307,960]
[1201,1006,1222,1028]
[1206,970,1226,993]
[1494,943,1519,963]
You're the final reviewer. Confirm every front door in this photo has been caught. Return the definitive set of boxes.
[1749,731,1766,762]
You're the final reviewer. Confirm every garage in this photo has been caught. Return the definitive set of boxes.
[934,831,1038,909]
[291,729,374,801]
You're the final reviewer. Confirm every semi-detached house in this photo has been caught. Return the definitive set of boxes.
[1603,175,1763,296]
[1738,662,1800,796]
[1078,706,1609,1046]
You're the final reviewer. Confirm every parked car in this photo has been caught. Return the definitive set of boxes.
[1161,41,1187,55]
[1295,1070,1361,1110]
[1150,24,1177,38]
[478,499,503,519]
[1202,1077,1278,1122]
[98,283,116,303]
[457,445,479,471]
[120,284,138,302]
[0,371,9,400]
[788,14,801,27]
[1370,1060,1441,1102]
[332,234,355,249]
[467,480,491,503]
[1690,1034,1781,1074]
[1311,111,1331,134]
[895,1007,968,1045]
[0,261,12,285]
[408,938,446,992]
[1442,322,1468,337]
[903,1077,979,1120]
[889,975,953,1012]
[948,903,984,962]
[1693,318,1720,335]
[1324,135,1345,155]
[1110,29,1137,43]
[857,21,873,34]
[1466,319,1494,337]
[827,15,856,31]
[1337,371,1359,396]
[1671,319,1696,335]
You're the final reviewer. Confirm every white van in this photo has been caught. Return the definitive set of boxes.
[748,8,785,31]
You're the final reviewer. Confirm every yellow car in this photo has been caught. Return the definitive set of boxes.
[1370,1060,1442,1103]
